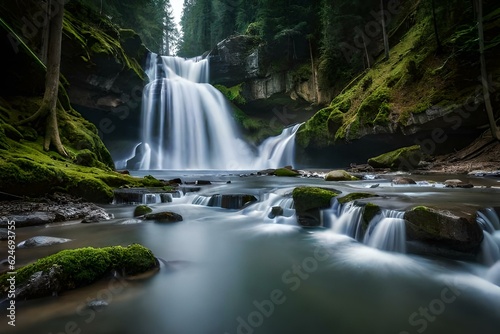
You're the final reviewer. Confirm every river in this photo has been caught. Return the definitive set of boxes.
[1,171,500,334]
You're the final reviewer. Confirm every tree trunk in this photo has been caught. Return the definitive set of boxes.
[476,0,500,140]
[431,0,442,52]
[381,0,390,60]
[309,38,318,104]
[362,33,371,69]
[19,0,68,156]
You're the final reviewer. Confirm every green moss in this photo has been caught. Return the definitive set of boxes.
[337,192,379,204]
[215,84,246,105]
[296,107,332,148]
[134,205,152,217]
[362,203,381,230]
[0,244,157,295]
[324,170,358,181]
[357,87,390,127]
[273,168,300,177]
[292,187,339,213]
[367,145,422,170]
[142,175,165,187]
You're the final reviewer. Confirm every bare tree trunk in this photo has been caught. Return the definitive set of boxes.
[309,38,318,104]
[19,0,68,156]
[381,0,390,60]
[477,0,500,140]
[362,33,371,68]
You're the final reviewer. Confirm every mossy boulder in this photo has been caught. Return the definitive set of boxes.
[0,244,158,300]
[134,205,153,217]
[75,149,100,167]
[337,192,379,204]
[362,203,381,229]
[292,187,339,227]
[324,170,358,181]
[143,211,183,223]
[273,168,300,177]
[368,145,422,170]
[404,206,483,252]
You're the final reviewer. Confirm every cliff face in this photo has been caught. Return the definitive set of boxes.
[210,35,332,106]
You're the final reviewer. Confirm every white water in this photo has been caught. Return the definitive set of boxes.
[134,53,302,170]
[326,199,407,252]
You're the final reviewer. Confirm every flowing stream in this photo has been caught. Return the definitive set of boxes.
[129,54,301,170]
[2,173,500,334]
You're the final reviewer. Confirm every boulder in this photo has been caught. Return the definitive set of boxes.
[392,177,417,185]
[87,299,109,311]
[143,211,183,223]
[0,212,56,228]
[324,170,358,181]
[404,206,483,252]
[368,145,422,170]
[134,205,153,217]
[17,236,72,248]
[268,206,284,219]
[292,187,339,227]
[2,244,158,300]
[273,168,300,177]
[81,210,113,223]
[337,192,379,204]
[444,179,474,188]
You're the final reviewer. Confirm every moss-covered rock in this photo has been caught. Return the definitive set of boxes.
[273,168,300,177]
[292,187,339,227]
[0,244,158,300]
[143,211,183,223]
[75,149,100,167]
[337,192,379,204]
[362,203,381,229]
[324,170,358,181]
[404,206,483,252]
[134,205,153,217]
[367,145,422,170]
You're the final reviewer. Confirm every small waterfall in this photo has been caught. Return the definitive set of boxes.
[255,123,303,169]
[331,205,365,241]
[365,218,407,253]
[133,53,303,170]
[477,208,500,265]
[326,199,407,252]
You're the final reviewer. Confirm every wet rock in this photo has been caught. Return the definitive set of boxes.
[0,228,8,240]
[205,194,258,209]
[404,206,483,252]
[134,205,153,217]
[195,180,212,185]
[368,145,422,170]
[392,177,417,185]
[18,236,72,248]
[81,210,113,223]
[87,299,109,311]
[16,265,63,300]
[268,206,284,219]
[257,169,276,175]
[143,211,183,223]
[273,168,300,177]
[0,212,56,227]
[293,187,339,227]
[444,179,474,188]
[337,192,379,204]
[324,170,358,181]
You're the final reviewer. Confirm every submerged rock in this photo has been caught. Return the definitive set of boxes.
[17,236,72,248]
[404,206,483,252]
[292,187,339,227]
[268,206,284,219]
[87,299,109,310]
[0,228,8,240]
[444,179,474,188]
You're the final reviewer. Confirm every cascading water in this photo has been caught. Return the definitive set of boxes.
[326,199,407,253]
[133,53,302,170]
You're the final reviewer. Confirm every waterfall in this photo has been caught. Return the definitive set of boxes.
[365,218,407,253]
[326,199,407,253]
[132,53,302,170]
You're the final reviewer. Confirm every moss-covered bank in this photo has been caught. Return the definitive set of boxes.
[0,244,158,300]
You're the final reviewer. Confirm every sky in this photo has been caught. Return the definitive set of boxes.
[171,0,183,30]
